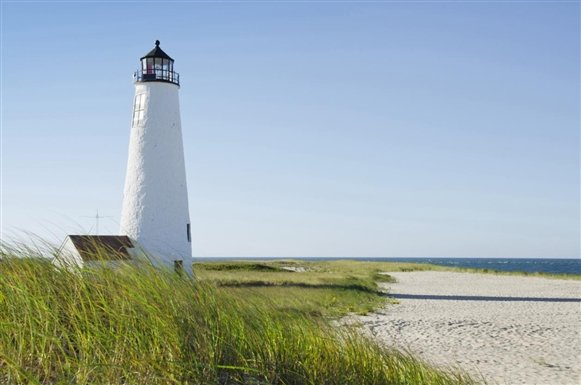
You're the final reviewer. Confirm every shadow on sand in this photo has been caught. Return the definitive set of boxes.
[386,293,581,303]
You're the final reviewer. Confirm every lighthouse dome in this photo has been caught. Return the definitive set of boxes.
[135,40,179,85]
[141,40,173,61]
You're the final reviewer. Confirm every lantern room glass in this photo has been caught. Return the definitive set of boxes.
[136,56,179,85]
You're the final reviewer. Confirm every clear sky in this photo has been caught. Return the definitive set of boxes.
[1,1,579,258]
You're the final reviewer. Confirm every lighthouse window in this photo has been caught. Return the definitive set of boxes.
[161,59,169,79]
[187,224,191,242]
[132,93,146,127]
[145,58,154,74]
[154,58,163,78]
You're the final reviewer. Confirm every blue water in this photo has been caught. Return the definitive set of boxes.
[366,258,581,275]
[196,257,581,275]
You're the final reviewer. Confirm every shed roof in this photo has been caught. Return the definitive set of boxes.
[68,235,134,261]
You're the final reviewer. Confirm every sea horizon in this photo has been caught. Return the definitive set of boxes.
[195,257,581,275]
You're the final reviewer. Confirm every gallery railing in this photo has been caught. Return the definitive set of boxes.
[134,69,180,86]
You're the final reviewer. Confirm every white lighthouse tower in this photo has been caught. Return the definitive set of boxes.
[120,40,192,273]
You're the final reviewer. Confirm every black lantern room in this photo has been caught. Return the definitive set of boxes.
[134,40,179,86]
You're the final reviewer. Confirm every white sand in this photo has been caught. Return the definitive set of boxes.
[352,271,581,385]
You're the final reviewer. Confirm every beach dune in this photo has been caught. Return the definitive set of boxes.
[353,271,581,385]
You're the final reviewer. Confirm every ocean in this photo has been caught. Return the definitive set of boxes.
[196,257,581,275]
[362,258,581,275]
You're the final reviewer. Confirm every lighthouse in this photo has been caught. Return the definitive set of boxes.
[120,40,192,274]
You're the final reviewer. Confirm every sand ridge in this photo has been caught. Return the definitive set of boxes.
[352,271,581,385]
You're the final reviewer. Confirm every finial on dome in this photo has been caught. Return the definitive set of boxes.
[155,40,160,47]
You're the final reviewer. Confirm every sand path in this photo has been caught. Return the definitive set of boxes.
[353,271,581,385]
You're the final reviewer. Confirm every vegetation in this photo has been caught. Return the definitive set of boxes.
[0,246,479,385]
[195,259,581,322]
[194,260,440,317]
[451,266,581,280]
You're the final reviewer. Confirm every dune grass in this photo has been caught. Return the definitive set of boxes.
[0,246,480,385]
[451,266,581,280]
[194,260,440,318]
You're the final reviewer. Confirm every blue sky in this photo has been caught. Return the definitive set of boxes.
[2,1,579,257]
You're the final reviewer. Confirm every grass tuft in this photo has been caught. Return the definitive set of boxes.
[0,246,480,385]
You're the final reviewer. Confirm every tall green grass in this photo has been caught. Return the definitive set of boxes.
[0,246,479,385]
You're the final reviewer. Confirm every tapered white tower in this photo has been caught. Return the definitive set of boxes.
[120,40,192,273]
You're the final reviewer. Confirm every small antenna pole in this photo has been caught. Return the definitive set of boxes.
[82,210,113,235]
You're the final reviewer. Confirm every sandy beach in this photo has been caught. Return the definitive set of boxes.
[352,271,581,385]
